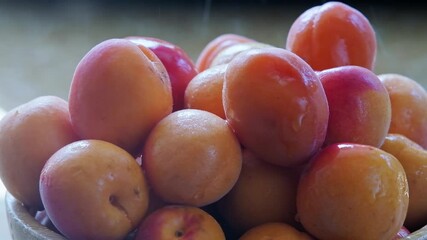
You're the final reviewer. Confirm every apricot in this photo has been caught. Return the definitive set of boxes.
[381,133,427,231]
[239,222,313,240]
[318,65,391,147]
[286,1,376,71]
[184,64,227,119]
[217,149,300,236]
[297,143,409,240]
[69,38,172,154]
[0,95,79,209]
[125,36,198,111]
[223,47,329,167]
[209,41,273,68]
[196,33,255,72]
[39,139,149,240]
[142,109,242,207]
[378,73,427,149]
[135,205,226,240]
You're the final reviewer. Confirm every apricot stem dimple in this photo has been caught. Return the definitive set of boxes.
[109,194,132,224]
[175,230,184,237]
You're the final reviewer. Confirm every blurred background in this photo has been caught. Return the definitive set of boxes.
[0,0,426,111]
[0,0,426,238]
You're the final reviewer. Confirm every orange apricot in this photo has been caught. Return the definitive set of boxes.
[69,38,172,154]
[209,41,273,68]
[196,33,255,72]
[142,109,242,207]
[381,133,427,231]
[297,143,409,240]
[286,1,377,71]
[223,47,329,167]
[217,149,300,236]
[378,73,427,149]
[184,64,227,118]
[239,222,313,240]
[0,96,79,209]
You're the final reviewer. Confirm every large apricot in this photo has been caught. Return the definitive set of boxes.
[297,143,409,240]
[40,139,149,240]
[223,47,328,167]
[378,73,427,148]
[286,1,376,71]
[69,38,172,154]
[381,133,427,231]
[0,96,79,209]
[142,109,242,207]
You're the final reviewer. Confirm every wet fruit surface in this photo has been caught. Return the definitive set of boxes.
[297,143,409,240]
[223,47,329,167]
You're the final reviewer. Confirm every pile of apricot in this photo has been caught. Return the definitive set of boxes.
[0,1,426,240]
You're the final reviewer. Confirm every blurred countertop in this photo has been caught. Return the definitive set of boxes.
[0,1,426,239]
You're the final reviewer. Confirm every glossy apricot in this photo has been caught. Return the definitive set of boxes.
[142,109,242,207]
[126,36,198,111]
[318,65,391,147]
[69,38,173,154]
[297,143,409,240]
[378,73,427,149]
[286,1,377,71]
[223,47,329,167]
[40,139,149,240]
[381,133,427,231]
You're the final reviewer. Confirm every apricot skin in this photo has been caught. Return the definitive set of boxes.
[381,134,427,231]
[223,47,329,167]
[196,33,255,72]
[217,149,300,236]
[379,73,427,149]
[142,109,242,207]
[0,96,79,209]
[297,143,409,240]
[69,38,172,154]
[286,1,377,71]
[318,65,391,147]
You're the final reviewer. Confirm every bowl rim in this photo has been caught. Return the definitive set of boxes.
[5,192,66,240]
[5,190,427,240]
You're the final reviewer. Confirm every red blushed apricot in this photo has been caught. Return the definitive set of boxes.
[69,38,172,154]
[223,47,329,167]
[378,73,427,149]
[125,36,198,111]
[318,65,391,148]
[196,33,255,72]
[297,143,409,240]
[286,1,376,71]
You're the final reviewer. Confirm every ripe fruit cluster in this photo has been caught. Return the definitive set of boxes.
[0,1,426,240]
